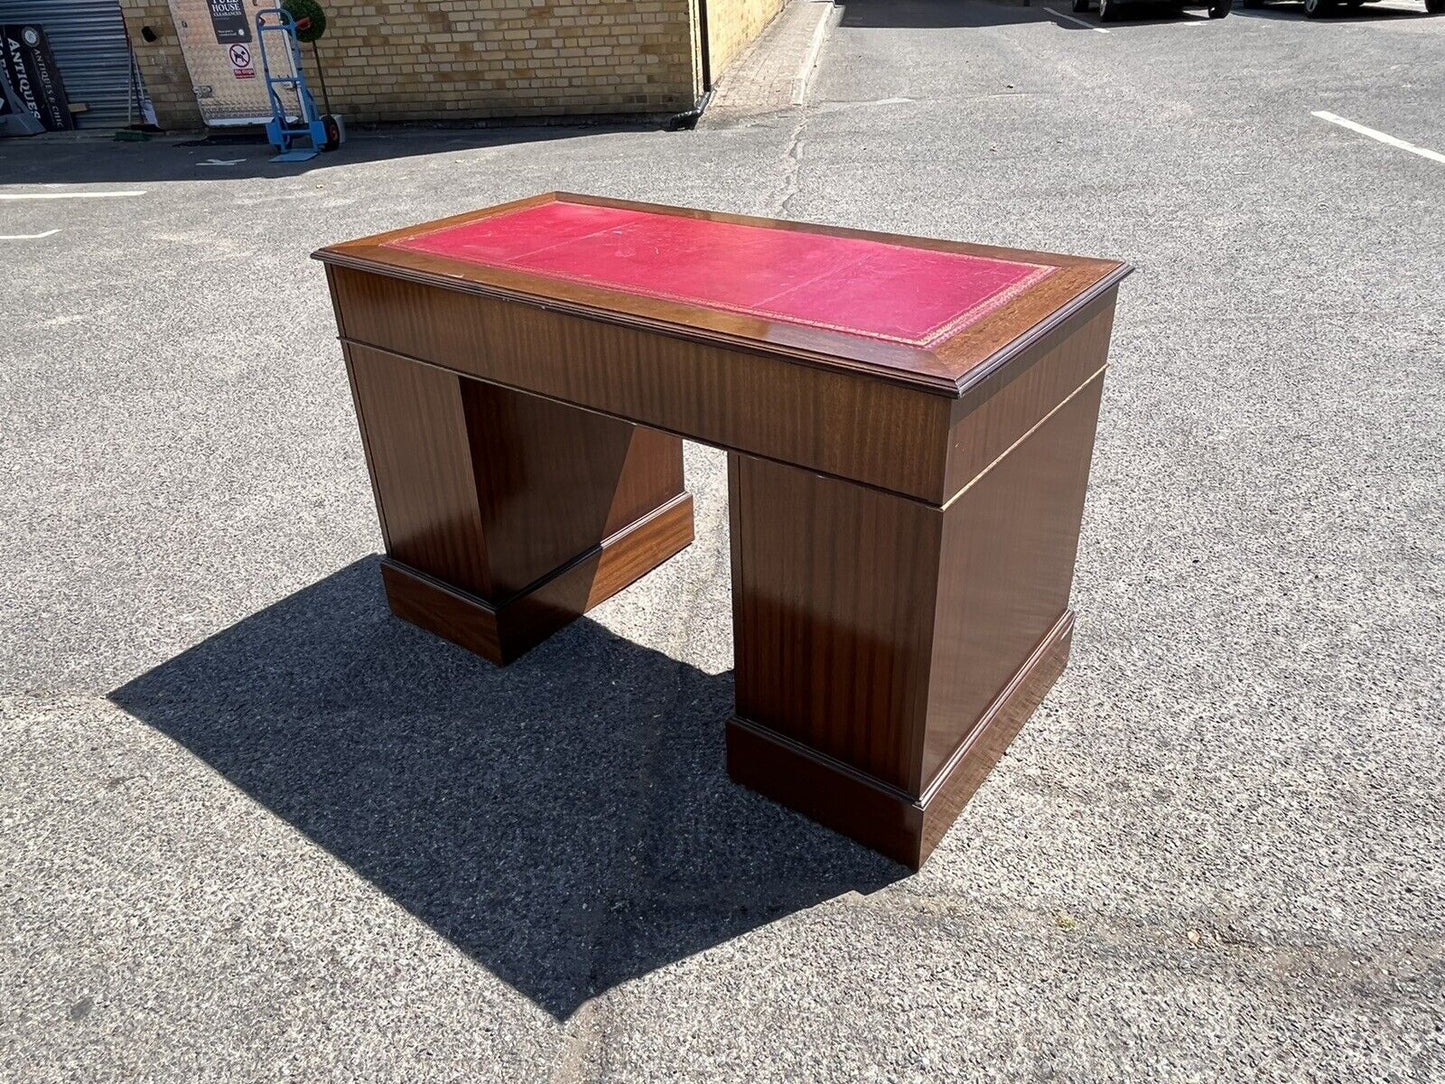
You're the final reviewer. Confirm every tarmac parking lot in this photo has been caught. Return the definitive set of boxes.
[2,1,1442,1080]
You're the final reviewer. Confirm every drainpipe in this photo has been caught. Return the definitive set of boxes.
[668,0,713,129]
[697,0,712,92]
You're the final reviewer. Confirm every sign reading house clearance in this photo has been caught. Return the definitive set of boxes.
[207,0,252,44]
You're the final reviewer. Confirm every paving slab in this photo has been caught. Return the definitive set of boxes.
[703,0,836,123]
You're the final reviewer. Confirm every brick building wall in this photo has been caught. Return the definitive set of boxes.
[706,0,786,79]
[123,3,203,129]
[123,0,781,131]
[309,0,699,122]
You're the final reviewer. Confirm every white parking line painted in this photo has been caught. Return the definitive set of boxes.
[0,189,147,200]
[1042,7,1111,32]
[0,229,61,240]
[1312,111,1445,165]
[792,0,836,105]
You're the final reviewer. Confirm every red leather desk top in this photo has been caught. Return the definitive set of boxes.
[317,193,1130,396]
[389,200,1055,349]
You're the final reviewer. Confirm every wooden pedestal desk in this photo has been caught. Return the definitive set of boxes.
[315,193,1129,869]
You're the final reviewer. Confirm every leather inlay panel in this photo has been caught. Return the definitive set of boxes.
[391,199,1055,348]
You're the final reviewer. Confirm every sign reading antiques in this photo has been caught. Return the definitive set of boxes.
[0,25,71,132]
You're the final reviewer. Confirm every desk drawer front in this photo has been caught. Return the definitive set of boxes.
[329,266,954,504]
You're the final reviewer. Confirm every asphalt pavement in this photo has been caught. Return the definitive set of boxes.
[2,1,1443,1080]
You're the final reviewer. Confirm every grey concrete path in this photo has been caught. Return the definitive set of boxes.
[703,0,836,122]
[2,2,1443,1080]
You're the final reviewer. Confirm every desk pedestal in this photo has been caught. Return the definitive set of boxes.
[726,368,1104,868]
[344,343,693,664]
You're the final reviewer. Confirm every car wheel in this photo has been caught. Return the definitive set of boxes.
[1426,0,1443,13]
[1209,0,1232,15]
[1072,0,1090,11]
[1302,0,1330,16]
[1098,0,1120,19]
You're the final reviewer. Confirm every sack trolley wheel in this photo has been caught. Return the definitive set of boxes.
[320,113,343,152]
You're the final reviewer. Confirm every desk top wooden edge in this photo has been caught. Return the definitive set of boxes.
[313,192,1132,399]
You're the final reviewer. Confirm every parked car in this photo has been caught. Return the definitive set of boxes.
[1244,0,1444,16]
[1073,0,1233,19]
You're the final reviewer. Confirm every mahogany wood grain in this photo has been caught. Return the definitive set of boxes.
[458,375,683,597]
[327,267,955,504]
[726,325,1110,852]
[380,492,694,664]
[321,194,1127,864]
[918,611,1074,862]
[344,342,692,663]
[922,371,1105,783]
[381,558,505,661]
[346,342,492,595]
[729,452,939,790]
[728,369,1103,796]
[315,192,1129,397]
[728,611,1075,869]
[943,289,1116,502]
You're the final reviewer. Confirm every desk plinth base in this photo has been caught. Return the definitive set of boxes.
[380,492,694,665]
[728,610,1074,869]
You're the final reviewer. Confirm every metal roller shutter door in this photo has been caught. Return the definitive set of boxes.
[0,0,137,128]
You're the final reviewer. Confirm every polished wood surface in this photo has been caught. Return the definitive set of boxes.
[380,492,694,664]
[344,341,692,664]
[919,612,1075,861]
[316,192,1128,396]
[326,266,954,503]
[346,342,492,595]
[320,194,1127,866]
[944,292,1116,498]
[730,365,1101,797]
[923,372,1104,783]
[727,611,1075,868]
[729,452,938,790]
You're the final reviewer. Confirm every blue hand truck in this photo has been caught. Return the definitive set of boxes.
[255,7,343,162]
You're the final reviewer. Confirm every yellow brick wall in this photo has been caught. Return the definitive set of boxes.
[121,3,203,130]
[705,0,786,80]
[121,0,702,128]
